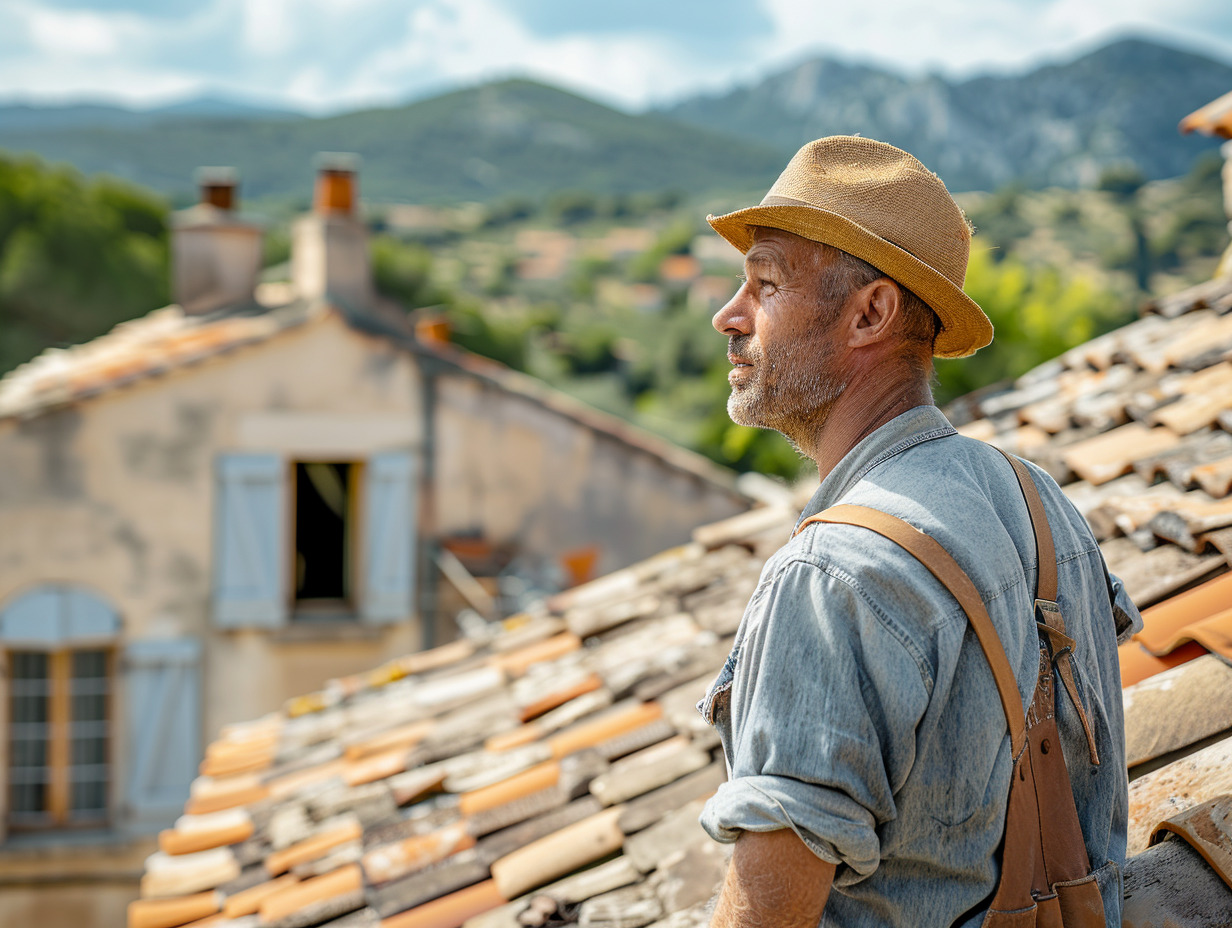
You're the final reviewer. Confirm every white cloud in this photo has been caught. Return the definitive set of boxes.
[22,3,143,58]
[0,0,1227,110]
[350,0,701,110]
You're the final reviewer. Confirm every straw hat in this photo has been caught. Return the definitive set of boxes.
[707,136,993,358]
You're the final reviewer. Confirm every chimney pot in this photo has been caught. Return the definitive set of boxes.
[173,166,263,314]
[292,153,372,308]
[415,315,452,346]
[313,153,361,216]
[196,166,240,211]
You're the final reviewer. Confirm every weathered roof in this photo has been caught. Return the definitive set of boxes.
[947,274,1232,687]
[127,500,795,928]
[0,300,306,422]
[130,273,1232,928]
[0,295,741,494]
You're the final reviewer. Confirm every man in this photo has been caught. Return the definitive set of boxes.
[696,137,1142,926]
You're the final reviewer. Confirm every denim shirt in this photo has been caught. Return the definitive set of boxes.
[698,405,1142,927]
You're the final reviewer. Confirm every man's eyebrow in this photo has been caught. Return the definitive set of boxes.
[743,249,782,274]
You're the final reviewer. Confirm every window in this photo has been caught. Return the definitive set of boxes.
[293,462,358,610]
[7,648,111,828]
[214,451,416,627]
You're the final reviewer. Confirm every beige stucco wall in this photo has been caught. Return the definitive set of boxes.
[434,374,747,579]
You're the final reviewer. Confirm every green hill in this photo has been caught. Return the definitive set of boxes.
[0,80,785,204]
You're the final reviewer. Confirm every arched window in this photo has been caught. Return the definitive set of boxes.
[1,585,119,829]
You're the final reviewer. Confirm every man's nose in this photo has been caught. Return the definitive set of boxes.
[712,284,752,335]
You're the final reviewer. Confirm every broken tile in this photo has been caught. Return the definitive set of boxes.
[362,819,475,885]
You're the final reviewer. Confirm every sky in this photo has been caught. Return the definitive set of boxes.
[1,0,1231,113]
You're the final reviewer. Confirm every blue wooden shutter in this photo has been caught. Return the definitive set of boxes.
[362,451,418,624]
[213,453,286,628]
[124,638,201,830]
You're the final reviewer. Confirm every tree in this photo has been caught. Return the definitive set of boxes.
[933,243,1131,403]
[0,154,169,375]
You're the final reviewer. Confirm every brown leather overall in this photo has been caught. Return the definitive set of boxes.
[795,448,1106,927]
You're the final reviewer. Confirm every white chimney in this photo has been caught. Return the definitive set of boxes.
[291,153,372,309]
[171,167,263,315]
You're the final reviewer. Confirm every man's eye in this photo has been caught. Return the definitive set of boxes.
[738,274,776,291]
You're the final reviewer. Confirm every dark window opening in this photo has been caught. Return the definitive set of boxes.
[294,462,354,604]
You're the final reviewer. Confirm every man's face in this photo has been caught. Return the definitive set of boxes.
[711,228,849,440]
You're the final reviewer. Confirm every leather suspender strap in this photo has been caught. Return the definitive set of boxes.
[994,448,1101,766]
[995,449,1057,603]
[795,504,1027,759]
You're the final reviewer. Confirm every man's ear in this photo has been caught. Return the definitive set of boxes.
[847,279,901,348]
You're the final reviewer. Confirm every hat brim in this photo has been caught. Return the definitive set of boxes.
[707,203,993,359]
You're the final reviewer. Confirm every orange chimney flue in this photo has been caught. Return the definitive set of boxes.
[313,154,360,215]
[197,167,239,211]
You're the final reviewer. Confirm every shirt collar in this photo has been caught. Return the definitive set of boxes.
[796,405,956,528]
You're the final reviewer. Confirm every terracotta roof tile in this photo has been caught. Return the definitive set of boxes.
[1124,655,1232,771]
[1122,834,1232,926]
[1119,639,1209,688]
[1062,423,1184,485]
[127,891,222,928]
[1127,736,1232,856]
[1133,573,1232,657]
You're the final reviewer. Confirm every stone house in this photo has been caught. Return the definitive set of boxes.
[0,158,749,925]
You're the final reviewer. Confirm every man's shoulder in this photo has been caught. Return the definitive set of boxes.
[787,432,1085,606]
[763,508,972,637]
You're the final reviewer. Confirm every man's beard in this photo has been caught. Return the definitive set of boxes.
[727,333,847,443]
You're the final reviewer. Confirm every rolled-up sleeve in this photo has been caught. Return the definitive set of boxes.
[1104,566,1143,644]
[699,558,930,880]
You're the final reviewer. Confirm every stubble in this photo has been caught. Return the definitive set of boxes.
[726,330,847,444]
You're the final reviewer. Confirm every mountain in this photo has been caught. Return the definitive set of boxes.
[663,37,1232,190]
[1,37,1228,203]
[0,81,784,203]
[0,95,302,132]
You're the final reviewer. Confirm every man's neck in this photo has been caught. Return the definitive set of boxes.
[798,362,934,483]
